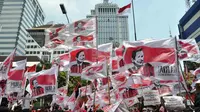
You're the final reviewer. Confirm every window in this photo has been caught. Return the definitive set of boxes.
[28,40,31,43]
[31,46,33,48]
[58,51,60,54]
[61,51,64,54]
[26,51,29,54]
[37,51,40,54]
[30,51,32,54]
[54,51,56,54]
[27,46,30,48]
[32,40,34,42]
[34,51,36,54]
[33,0,36,7]
[34,46,37,48]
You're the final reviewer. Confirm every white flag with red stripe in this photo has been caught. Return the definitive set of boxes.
[28,66,58,98]
[6,59,27,94]
[123,37,178,82]
[193,67,200,80]
[178,39,199,60]
[118,3,131,14]
[0,49,16,80]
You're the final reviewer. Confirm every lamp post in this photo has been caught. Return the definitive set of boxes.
[59,4,70,24]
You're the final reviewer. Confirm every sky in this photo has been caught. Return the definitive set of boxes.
[38,0,187,41]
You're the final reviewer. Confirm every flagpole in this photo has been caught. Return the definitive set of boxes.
[131,0,137,41]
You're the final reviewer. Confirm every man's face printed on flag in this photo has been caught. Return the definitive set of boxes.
[76,51,85,63]
[132,49,144,66]
[33,79,39,88]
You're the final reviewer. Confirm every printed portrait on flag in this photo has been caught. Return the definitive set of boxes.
[74,21,86,33]
[72,35,94,46]
[70,50,91,75]
[126,47,155,77]
[122,88,138,99]
[28,66,57,98]
[123,38,178,81]
[30,77,44,97]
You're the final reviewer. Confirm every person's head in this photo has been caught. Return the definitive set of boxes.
[32,78,38,88]
[76,36,81,42]
[76,50,85,64]
[132,48,144,66]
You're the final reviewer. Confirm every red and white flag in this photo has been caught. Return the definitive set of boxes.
[0,49,16,80]
[45,25,67,41]
[118,3,131,14]
[69,43,112,76]
[102,99,122,112]
[28,66,58,98]
[53,53,70,71]
[58,86,68,96]
[178,39,199,60]
[6,59,27,94]
[123,38,178,82]
[52,94,69,109]
[68,18,96,34]
[79,85,92,97]
[26,64,36,73]
[193,67,200,80]
[81,60,107,80]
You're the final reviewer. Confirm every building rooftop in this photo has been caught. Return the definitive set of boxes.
[0,56,41,62]
[27,24,65,30]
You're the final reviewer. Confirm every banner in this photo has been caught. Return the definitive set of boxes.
[143,90,161,106]
[163,96,185,110]
[28,66,58,98]
[0,49,16,80]
[6,59,27,94]
[178,39,199,60]
[123,38,178,81]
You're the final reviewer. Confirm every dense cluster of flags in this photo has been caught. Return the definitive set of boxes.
[0,3,200,111]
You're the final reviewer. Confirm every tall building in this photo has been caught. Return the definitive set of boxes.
[0,0,45,56]
[86,0,129,46]
[179,0,200,45]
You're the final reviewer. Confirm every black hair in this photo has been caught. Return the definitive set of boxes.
[31,78,37,86]
[132,48,143,60]
[76,50,84,59]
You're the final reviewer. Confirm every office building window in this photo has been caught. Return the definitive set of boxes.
[30,51,32,54]
[37,51,40,54]
[34,51,36,54]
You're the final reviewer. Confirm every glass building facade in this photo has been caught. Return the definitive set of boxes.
[0,0,45,56]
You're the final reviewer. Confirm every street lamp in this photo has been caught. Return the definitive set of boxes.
[59,4,70,24]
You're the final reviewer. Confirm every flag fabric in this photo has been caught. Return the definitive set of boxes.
[52,94,69,109]
[6,59,27,94]
[69,43,112,76]
[81,60,107,80]
[53,53,70,71]
[28,66,58,98]
[68,18,96,34]
[79,85,92,97]
[58,86,68,96]
[0,49,16,80]
[26,64,36,73]
[123,37,178,82]
[102,99,122,112]
[193,67,200,80]
[118,3,131,14]
[178,39,199,60]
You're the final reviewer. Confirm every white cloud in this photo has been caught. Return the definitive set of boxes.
[38,0,101,24]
